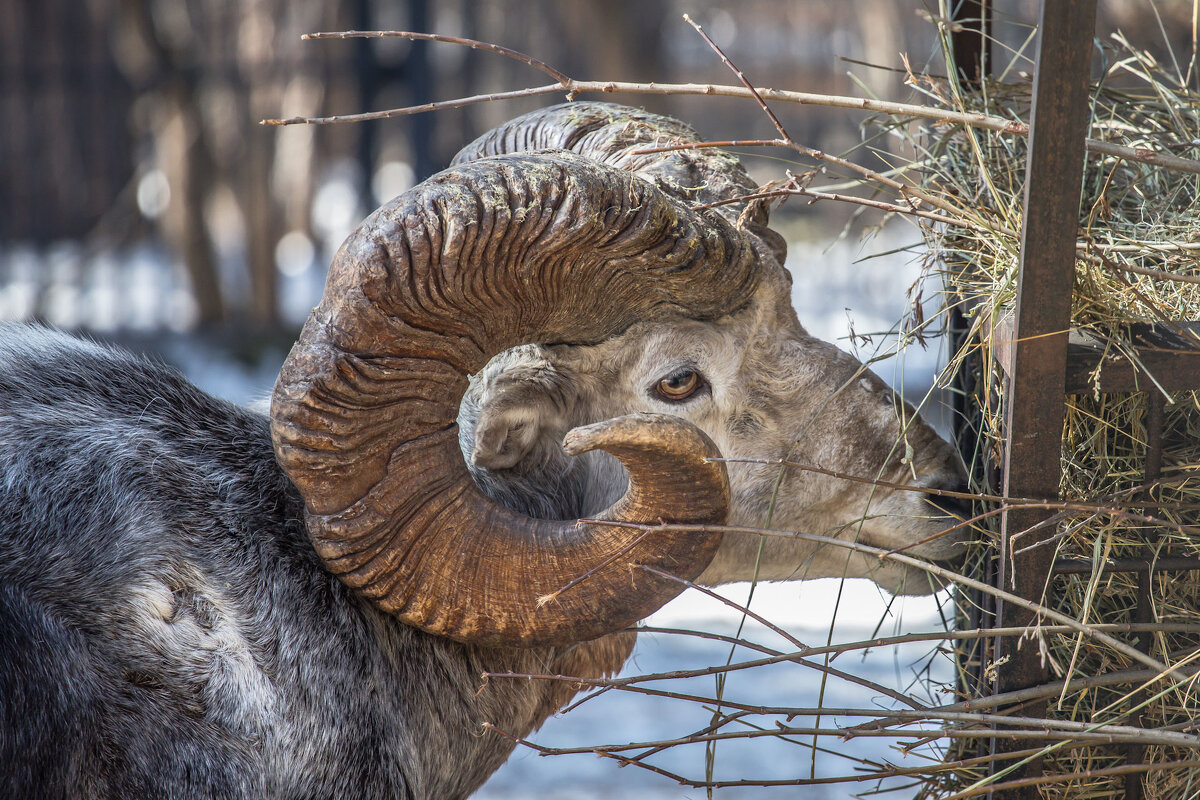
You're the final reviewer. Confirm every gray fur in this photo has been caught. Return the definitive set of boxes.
[1,275,964,796]
[0,324,598,800]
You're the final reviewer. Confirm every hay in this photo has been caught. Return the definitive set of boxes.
[918,25,1200,800]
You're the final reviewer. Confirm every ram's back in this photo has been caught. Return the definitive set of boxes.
[0,327,290,792]
[0,327,581,800]
[0,327,434,798]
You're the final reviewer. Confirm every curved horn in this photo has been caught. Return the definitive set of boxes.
[453,102,787,264]
[272,151,759,646]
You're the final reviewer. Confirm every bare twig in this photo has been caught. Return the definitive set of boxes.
[486,718,1198,754]
[262,25,1200,175]
[261,75,1200,175]
[262,84,566,125]
[535,525,654,607]
[710,456,1200,533]
[631,564,808,651]
[939,760,1200,800]
[1089,250,1200,285]
[492,565,926,711]
[566,520,1187,682]
[644,622,1200,662]
[683,14,791,142]
[690,184,979,230]
[301,30,571,87]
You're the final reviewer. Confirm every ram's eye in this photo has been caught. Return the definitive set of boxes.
[655,369,704,402]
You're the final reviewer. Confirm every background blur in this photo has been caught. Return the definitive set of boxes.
[1,0,1189,358]
[2,1,1191,797]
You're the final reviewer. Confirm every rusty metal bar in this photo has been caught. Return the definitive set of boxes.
[951,0,991,83]
[1052,555,1200,574]
[1125,391,1166,800]
[996,0,1097,689]
[992,1,1097,796]
[948,2,997,766]
[988,316,1200,394]
[1145,392,1166,483]
[1064,329,1200,393]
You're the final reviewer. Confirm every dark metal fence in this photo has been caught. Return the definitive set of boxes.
[950,3,1200,797]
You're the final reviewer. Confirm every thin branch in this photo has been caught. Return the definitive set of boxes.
[643,145,1200,261]
[683,14,791,141]
[710,456,1200,529]
[643,624,1200,667]
[792,186,958,226]
[696,185,981,230]
[850,710,1200,748]
[261,76,1200,175]
[486,718,1196,754]
[536,525,654,607]
[301,30,571,87]
[562,520,1186,682]
[635,625,785,656]
[262,84,567,125]
[939,760,1200,800]
[492,567,925,711]
[636,565,809,652]
[632,137,789,154]
[1091,251,1200,286]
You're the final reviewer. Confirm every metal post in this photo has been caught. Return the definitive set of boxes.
[993,1,1097,795]
[1125,391,1165,800]
[950,0,991,84]
[948,0,995,765]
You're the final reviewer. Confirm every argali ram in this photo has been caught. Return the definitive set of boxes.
[0,102,965,799]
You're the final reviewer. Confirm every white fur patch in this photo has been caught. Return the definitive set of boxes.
[125,577,280,733]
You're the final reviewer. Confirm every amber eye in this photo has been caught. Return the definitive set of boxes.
[655,369,703,402]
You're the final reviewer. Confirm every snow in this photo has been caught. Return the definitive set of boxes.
[477,582,955,799]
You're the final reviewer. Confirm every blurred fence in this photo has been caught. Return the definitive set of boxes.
[0,0,944,337]
[0,0,431,331]
[1,0,135,244]
[1,0,1186,338]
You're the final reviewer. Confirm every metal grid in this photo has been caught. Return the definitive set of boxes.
[949,1,1200,797]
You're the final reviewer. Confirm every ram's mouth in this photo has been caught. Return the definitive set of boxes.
[924,488,972,521]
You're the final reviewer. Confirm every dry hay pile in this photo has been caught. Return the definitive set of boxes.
[919,31,1200,800]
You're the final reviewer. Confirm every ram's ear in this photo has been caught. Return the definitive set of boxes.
[466,346,580,472]
[472,401,551,470]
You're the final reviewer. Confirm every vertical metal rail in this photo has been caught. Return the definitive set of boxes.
[947,0,995,769]
[950,0,990,83]
[992,1,1097,796]
[1126,392,1165,800]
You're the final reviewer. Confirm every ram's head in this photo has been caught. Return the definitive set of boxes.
[271,102,965,649]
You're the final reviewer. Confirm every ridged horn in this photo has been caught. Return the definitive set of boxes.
[453,101,787,264]
[271,150,760,646]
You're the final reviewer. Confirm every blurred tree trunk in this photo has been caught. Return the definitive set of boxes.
[120,0,225,325]
[238,0,281,329]
[161,95,225,324]
[545,0,667,112]
[243,108,278,326]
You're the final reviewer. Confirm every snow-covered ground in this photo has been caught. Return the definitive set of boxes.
[475,580,954,799]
